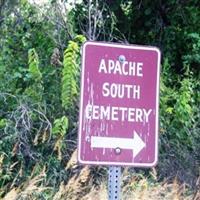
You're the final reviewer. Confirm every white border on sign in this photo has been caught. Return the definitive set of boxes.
[78,41,161,167]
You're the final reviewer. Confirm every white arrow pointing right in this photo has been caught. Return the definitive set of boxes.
[91,131,146,157]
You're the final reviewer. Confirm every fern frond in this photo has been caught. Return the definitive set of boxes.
[61,36,86,110]
[28,48,42,81]
[74,35,87,44]
[24,48,43,102]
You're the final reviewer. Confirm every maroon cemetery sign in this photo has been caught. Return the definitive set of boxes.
[78,41,161,167]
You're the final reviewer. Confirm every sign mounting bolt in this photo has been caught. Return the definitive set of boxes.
[119,55,126,63]
[115,147,121,155]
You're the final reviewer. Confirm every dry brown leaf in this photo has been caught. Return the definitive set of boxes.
[33,132,40,146]
[42,130,48,143]
[65,149,78,170]
[12,143,18,156]
[53,138,62,160]
[9,161,19,171]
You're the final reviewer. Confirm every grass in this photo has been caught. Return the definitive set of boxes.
[1,150,199,200]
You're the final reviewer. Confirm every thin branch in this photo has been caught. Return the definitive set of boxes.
[33,108,52,141]
[88,0,92,40]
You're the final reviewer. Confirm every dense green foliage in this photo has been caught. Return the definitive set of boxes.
[0,0,199,199]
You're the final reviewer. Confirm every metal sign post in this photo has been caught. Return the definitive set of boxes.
[108,166,121,200]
